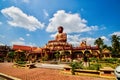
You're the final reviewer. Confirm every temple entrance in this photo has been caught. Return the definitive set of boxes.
[61,51,71,62]
[83,50,91,67]
[84,50,91,57]
[72,51,83,61]
[92,51,100,58]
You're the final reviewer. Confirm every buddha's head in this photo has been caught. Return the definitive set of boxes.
[58,26,63,33]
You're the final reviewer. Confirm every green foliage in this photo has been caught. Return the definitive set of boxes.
[111,35,120,54]
[0,57,4,62]
[54,52,60,60]
[15,52,26,64]
[8,51,15,58]
[70,61,83,75]
[101,58,118,63]
[94,37,104,49]
[42,54,48,61]
[16,60,26,64]
[87,63,101,70]
[89,57,98,62]
[97,58,119,68]
[16,60,27,67]
[117,59,120,63]
[7,51,15,62]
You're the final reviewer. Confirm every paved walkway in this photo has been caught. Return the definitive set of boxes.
[0,63,112,80]
[35,63,66,69]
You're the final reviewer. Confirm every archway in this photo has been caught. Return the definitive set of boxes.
[72,51,83,60]
[92,50,100,58]
[84,50,91,57]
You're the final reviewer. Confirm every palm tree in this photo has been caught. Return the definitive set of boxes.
[103,44,108,49]
[111,35,120,55]
[94,38,104,58]
[94,37,104,49]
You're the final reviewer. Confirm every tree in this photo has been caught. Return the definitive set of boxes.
[7,51,15,62]
[54,51,60,61]
[111,35,120,54]
[94,38,104,58]
[102,44,108,49]
[94,37,104,50]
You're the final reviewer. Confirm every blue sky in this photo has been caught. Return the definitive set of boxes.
[0,0,120,47]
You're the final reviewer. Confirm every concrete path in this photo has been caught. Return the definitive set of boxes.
[35,63,66,69]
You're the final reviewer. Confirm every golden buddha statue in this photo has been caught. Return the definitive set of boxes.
[80,40,87,47]
[49,26,67,42]
[46,26,71,51]
[55,26,67,42]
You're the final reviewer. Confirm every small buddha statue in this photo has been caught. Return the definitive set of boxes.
[80,40,87,47]
[55,26,67,42]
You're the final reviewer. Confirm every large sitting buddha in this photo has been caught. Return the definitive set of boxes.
[46,26,72,51]
[56,26,67,42]
[49,26,67,42]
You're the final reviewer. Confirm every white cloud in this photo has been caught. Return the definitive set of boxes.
[110,32,120,36]
[22,0,29,3]
[26,34,30,36]
[79,37,96,46]
[0,43,5,45]
[67,34,81,46]
[100,26,106,30]
[0,35,5,38]
[19,37,24,41]
[100,36,109,41]
[43,9,49,18]
[49,32,97,47]
[1,6,44,31]
[11,40,36,46]
[100,36,111,45]
[0,22,2,25]
[11,41,25,45]
[27,42,36,47]
[50,32,57,38]
[67,34,96,46]
[67,34,103,46]
[46,10,98,33]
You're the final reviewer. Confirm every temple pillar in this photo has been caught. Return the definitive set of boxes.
[103,54,106,58]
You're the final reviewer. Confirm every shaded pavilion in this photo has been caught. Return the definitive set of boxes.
[29,47,43,62]
[102,48,111,58]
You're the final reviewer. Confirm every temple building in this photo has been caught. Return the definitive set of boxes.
[9,26,111,62]
[102,48,112,58]
[42,26,100,62]
[0,45,11,62]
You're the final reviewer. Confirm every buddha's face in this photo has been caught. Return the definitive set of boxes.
[58,26,63,33]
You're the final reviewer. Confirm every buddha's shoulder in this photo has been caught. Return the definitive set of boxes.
[57,33,66,35]
[62,33,67,35]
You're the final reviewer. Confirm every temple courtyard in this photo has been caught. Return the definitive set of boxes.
[0,63,115,80]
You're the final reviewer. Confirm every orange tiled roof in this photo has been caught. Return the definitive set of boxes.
[12,45,37,51]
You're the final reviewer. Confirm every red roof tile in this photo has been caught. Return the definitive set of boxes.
[12,45,37,51]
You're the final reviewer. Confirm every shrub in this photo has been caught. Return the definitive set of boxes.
[88,63,101,70]
[89,57,98,62]
[0,57,4,62]
[42,54,48,61]
[16,60,26,64]
[117,59,120,63]
[70,61,83,75]
[104,58,118,63]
